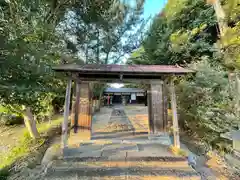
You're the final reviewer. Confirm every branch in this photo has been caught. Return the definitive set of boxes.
[45,0,69,24]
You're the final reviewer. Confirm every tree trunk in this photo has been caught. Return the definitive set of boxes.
[96,28,100,64]
[85,43,89,64]
[24,107,40,139]
[209,0,227,36]
[105,51,110,64]
[96,86,104,111]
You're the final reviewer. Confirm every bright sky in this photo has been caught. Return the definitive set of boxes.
[143,0,167,20]
[111,0,166,89]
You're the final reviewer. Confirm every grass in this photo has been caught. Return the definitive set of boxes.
[0,116,63,176]
[169,145,188,157]
[37,117,62,134]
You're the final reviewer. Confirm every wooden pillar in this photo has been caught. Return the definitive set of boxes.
[147,86,154,133]
[163,80,168,132]
[79,82,92,129]
[62,79,72,148]
[70,82,92,142]
[169,79,180,148]
[148,81,167,134]
[73,82,80,133]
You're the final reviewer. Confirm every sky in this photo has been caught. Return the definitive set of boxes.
[111,0,167,88]
[143,0,167,20]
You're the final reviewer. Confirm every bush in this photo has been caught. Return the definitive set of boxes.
[177,60,238,150]
[0,114,24,126]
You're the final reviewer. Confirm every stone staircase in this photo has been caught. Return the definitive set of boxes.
[43,155,200,180]
[9,105,200,180]
[14,142,199,180]
[8,141,201,180]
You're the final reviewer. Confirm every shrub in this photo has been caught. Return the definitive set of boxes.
[177,59,238,150]
[0,114,24,126]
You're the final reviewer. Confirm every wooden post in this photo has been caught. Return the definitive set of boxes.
[78,82,92,131]
[163,80,168,132]
[69,82,92,143]
[147,86,154,133]
[169,79,180,148]
[74,82,80,133]
[148,81,166,134]
[62,79,72,148]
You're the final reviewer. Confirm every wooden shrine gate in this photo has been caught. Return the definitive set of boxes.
[53,64,193,150]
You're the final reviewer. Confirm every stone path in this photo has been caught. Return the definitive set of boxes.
[11,106,200,180]
[124,105,149,133]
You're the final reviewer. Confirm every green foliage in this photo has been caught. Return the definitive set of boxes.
[223,0,240,22]
[0,0,68,121]
[130,0,218,66]
[61,0,146,64]
[127,46,149,65]
[177,60,238,147]
[221,22,240,69]
[92,84,106,99]
[128,0,240,152]
[0,114,24,126]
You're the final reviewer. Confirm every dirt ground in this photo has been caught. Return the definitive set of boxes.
[0,125,25,163]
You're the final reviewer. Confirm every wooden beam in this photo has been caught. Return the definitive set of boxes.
[74,82,80,133]
[169,79,180,148]
[62,79,72,148]
[71,73,165,84]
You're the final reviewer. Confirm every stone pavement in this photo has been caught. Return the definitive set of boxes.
[17,106,200,180]
[124,105,149,133]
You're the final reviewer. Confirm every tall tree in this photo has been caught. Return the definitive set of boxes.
[129,0,218,66]
[60,0,146,64]
[127,0,240,150]
[0,0,68,138]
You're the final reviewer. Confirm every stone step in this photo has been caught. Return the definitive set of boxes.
[51,154,190,172]
[44,161,200,180]
[44,175,201,180]
[59,156,188,162]
[65,138,173,146]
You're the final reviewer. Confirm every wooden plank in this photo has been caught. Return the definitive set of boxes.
[151,81,164,133]
[169,79,180,148]
[62,79,72,148]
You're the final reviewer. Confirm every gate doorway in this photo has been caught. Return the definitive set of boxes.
[53,64,193,151]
